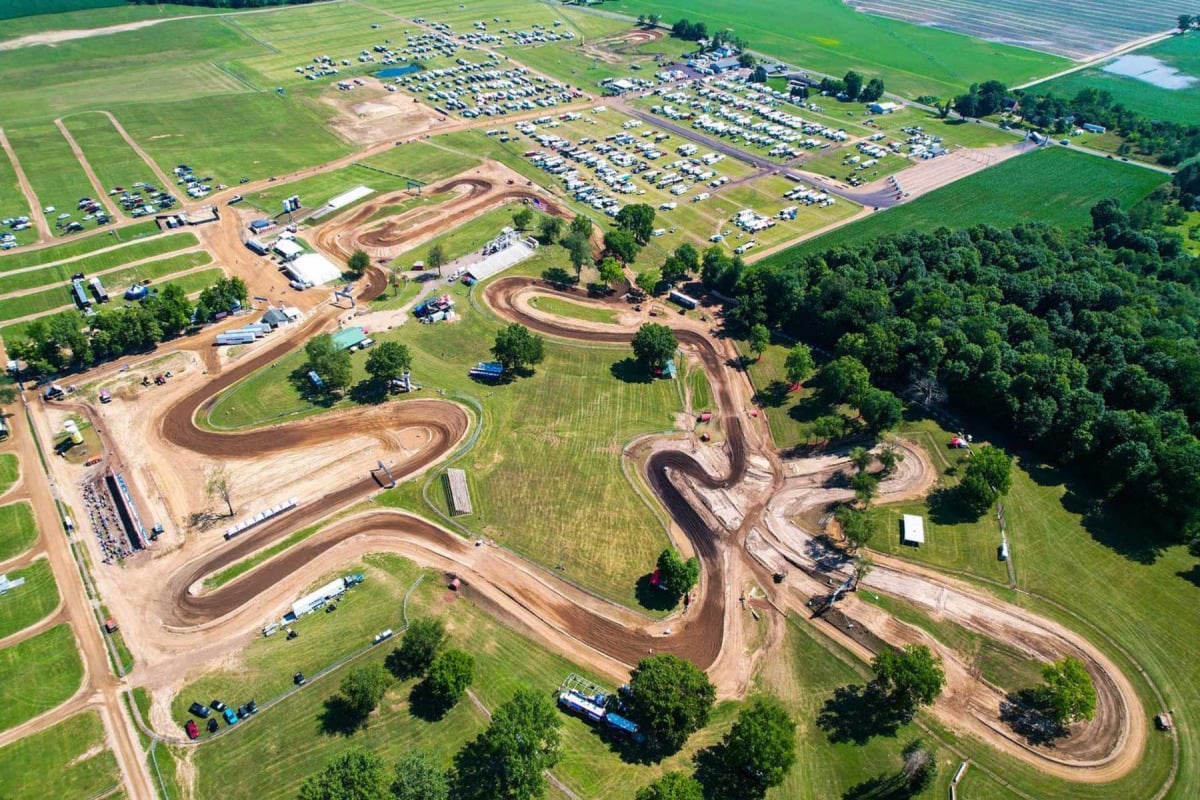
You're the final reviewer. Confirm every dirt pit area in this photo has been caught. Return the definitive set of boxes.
[322,81,456,145]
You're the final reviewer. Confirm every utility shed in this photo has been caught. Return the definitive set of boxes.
[902,514,925,546]
[445,468,473,515]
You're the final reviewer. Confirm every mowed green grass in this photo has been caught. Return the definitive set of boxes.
[0,559,61,640]
[779,148,1167,259]
[359,143,482,185]
[0,500,38,562]
[602,0,1067,98]
[0,452,19,495]
[0,220,160,271]
[0,250,212,323]
[115,94,352,187]
[0,624,83,732]
[186,553,726,800]
[528,295,619,325]
[0,710,119,799]
[0,232,197,294]
[0,133,34,246]
[3,123,99,237]
[62,112,164,195]
[1033,34,1200,127]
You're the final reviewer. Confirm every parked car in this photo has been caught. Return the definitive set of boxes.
[188,702,211,718]
[185,720,199,740]
[211,699,227,712]
[237,705,248,719]
[246,700,258,714]
[222,707,238,725]
[207,718,219,734]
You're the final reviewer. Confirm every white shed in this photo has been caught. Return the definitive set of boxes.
[902,514,925,546]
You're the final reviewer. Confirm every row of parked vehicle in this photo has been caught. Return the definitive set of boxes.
[184,698,257,739]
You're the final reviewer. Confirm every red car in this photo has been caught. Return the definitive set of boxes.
[185,720,199,740]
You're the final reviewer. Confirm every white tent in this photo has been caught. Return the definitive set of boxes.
[902,514,925,546]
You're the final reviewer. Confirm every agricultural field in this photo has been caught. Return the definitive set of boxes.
[61,112,169,201]
[778,147,1166,258]
[601,0,1067,99]
[1032,34,1200,127]
[3,122,106,238]
[0,624,84,732]
[0,559,61,640]
[0,710,120,799]
[0,500,38,562]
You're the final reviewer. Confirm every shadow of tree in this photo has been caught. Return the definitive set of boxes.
[754,379,791,408]
[925,486,980,526]
[842,772,922,800]
[816,684,905,745]
[407,680,455,722]
[318,694,366,736]
[611,358,652,384]
[348,379,388,405]
[635,574,679,612]
[999,689,1067,746]
[693,743,768,800]
[542,267,578,288]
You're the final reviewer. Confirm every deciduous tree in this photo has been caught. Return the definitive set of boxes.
[634,772,702,800]
[538,215,563,243]
[348,249,370,274]
[512,207,534,231]
[388,617,446,679]
[632,323,678,370]
[748,324,770,361]
[958,444,1013,516]
[425,649,475,710]
[340,662,392,719]
[872,645,945,716]
[427,242,446,277]
[451,688,562,800]
[365,341,412,388]
[298,748,388,800]
[598,256,625,288]
[616,204,656,244]
[627,654,716,752]
[605,229,641,264]
[1037,656,1096,725]
[491,323,546,376]
[656,548,699,598]
[720,696,797,794]
[392,750,449,800]
[784,342,814,386]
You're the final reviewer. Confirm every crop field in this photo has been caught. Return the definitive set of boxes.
[0,453,19,495]
[1033,34,1200,127]
[0,232,197,292]
[185,553,725,800]
[4,122,103,238]
[0,559,61,640]
[114,94,352,188]
[602,0,1067,99]
[0,623,83,732]
[0,220,160,271]
[61,112,166,199]
[0,710,119,799]
[0,501,38,562]
[778,148,1166,258]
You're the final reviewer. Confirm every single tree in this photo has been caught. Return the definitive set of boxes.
[750,65,767,84]
[872,644,946,716]
[848,446,874,474]
[563,232,591,276]
[877,444,904,476]
[298,747,389,800]
[637,13,646,26]
[859,388,903,434]
[616,203,656,244]
[674,243,700,273]
[305,333,352,393]
[451,687,562,800]
[392,750,449,800]
[512,206,534,231]
[205,464,234,517]
[860,77,886,103]
[659,255,689,287]
[491,323,546,376]
[853,553,874,584]
[604,229,641,263]
[810,415,844,445]
[636,269,661,297]
[627,654,716,752]
[569,214,593,239]
[958,444,1013,516]
[632,323,678,371]
[635,772,703,800]
[538,215,563,243]
[425,649,475,710]
[340,662,393,719]
[836,505,877,550]
[739,52,756,68]
[1037,656,1097,725]
[748,324,770,361]
[784,342,814,387]
[899,739,938,794]
[428,242,446,277]
[656,548,700,598]
[388,617,446,679]
[843,70,864,100]
[648,12,661,26]
[365,341,412,389]
[598,256,625,288]
[851,470,880,507]
[348,249,370,274]
[720,696,797,794]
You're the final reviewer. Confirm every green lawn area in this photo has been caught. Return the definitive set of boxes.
[0,558,61,640]
[0,500,38,562]
[0,231,197,293]
[0,623,84,732]
[738,338,851,450]
[528,294,619,325]
[0,220,160,271]
[0,709,119,798]
[358,143,481,186]
[0,132,34,247]
[61,111,164,195]
[777,148,1167,259]
[601,0,1067,99]
[1032,34,1200,127]
[0,452,18,495]
[3,122,102,238]
[185,552,729,800]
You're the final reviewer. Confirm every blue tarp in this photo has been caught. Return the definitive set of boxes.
[605,713,639,734]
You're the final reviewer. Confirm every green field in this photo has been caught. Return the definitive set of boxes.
[358,143,482,186]
[0,232,197,292]
[1033,34,1200,127]
[61,112,164,195]
[0,453,18,495]
[0,501,38,562]
[528,295,620,325]
[602,0,1067,99]
[0,624,84,732]
[778,148,1167,258]
[0,133,34,247]
[0,710,119,798]
[0,250,212,323]
[0,559,61,640]
[3,122,101,238]
[0,220,160,271]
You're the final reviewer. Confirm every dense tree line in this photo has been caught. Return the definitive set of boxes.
[719,202,1200,542]
[818,71,886,103]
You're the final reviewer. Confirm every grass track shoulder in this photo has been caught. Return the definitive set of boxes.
[0,709,119,798]
[0,623,84,732]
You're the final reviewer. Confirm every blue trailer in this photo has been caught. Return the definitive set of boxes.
[469,361,505,380]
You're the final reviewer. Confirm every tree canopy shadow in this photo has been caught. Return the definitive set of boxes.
[542,267,578,288]
[611,358,652,384]
[1176,563,1200,588]
[842,773,924,800]
[754,379,791,408]
[348,378,388,405]
[635,573,679,612]
[1000,689,1068,746]
[924,486,980,526]
[693,743,768,800]
[816,684,905,744]
[788,395,828,426]
[318,694,367,736]
[289,364,338,407]
[407,680,453,722]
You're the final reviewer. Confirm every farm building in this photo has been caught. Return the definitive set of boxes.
[445,468,473,515]
[1083,123,1106,134]
[669,290,698,309]
[331,326,367,350]
[902,514,926,546]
